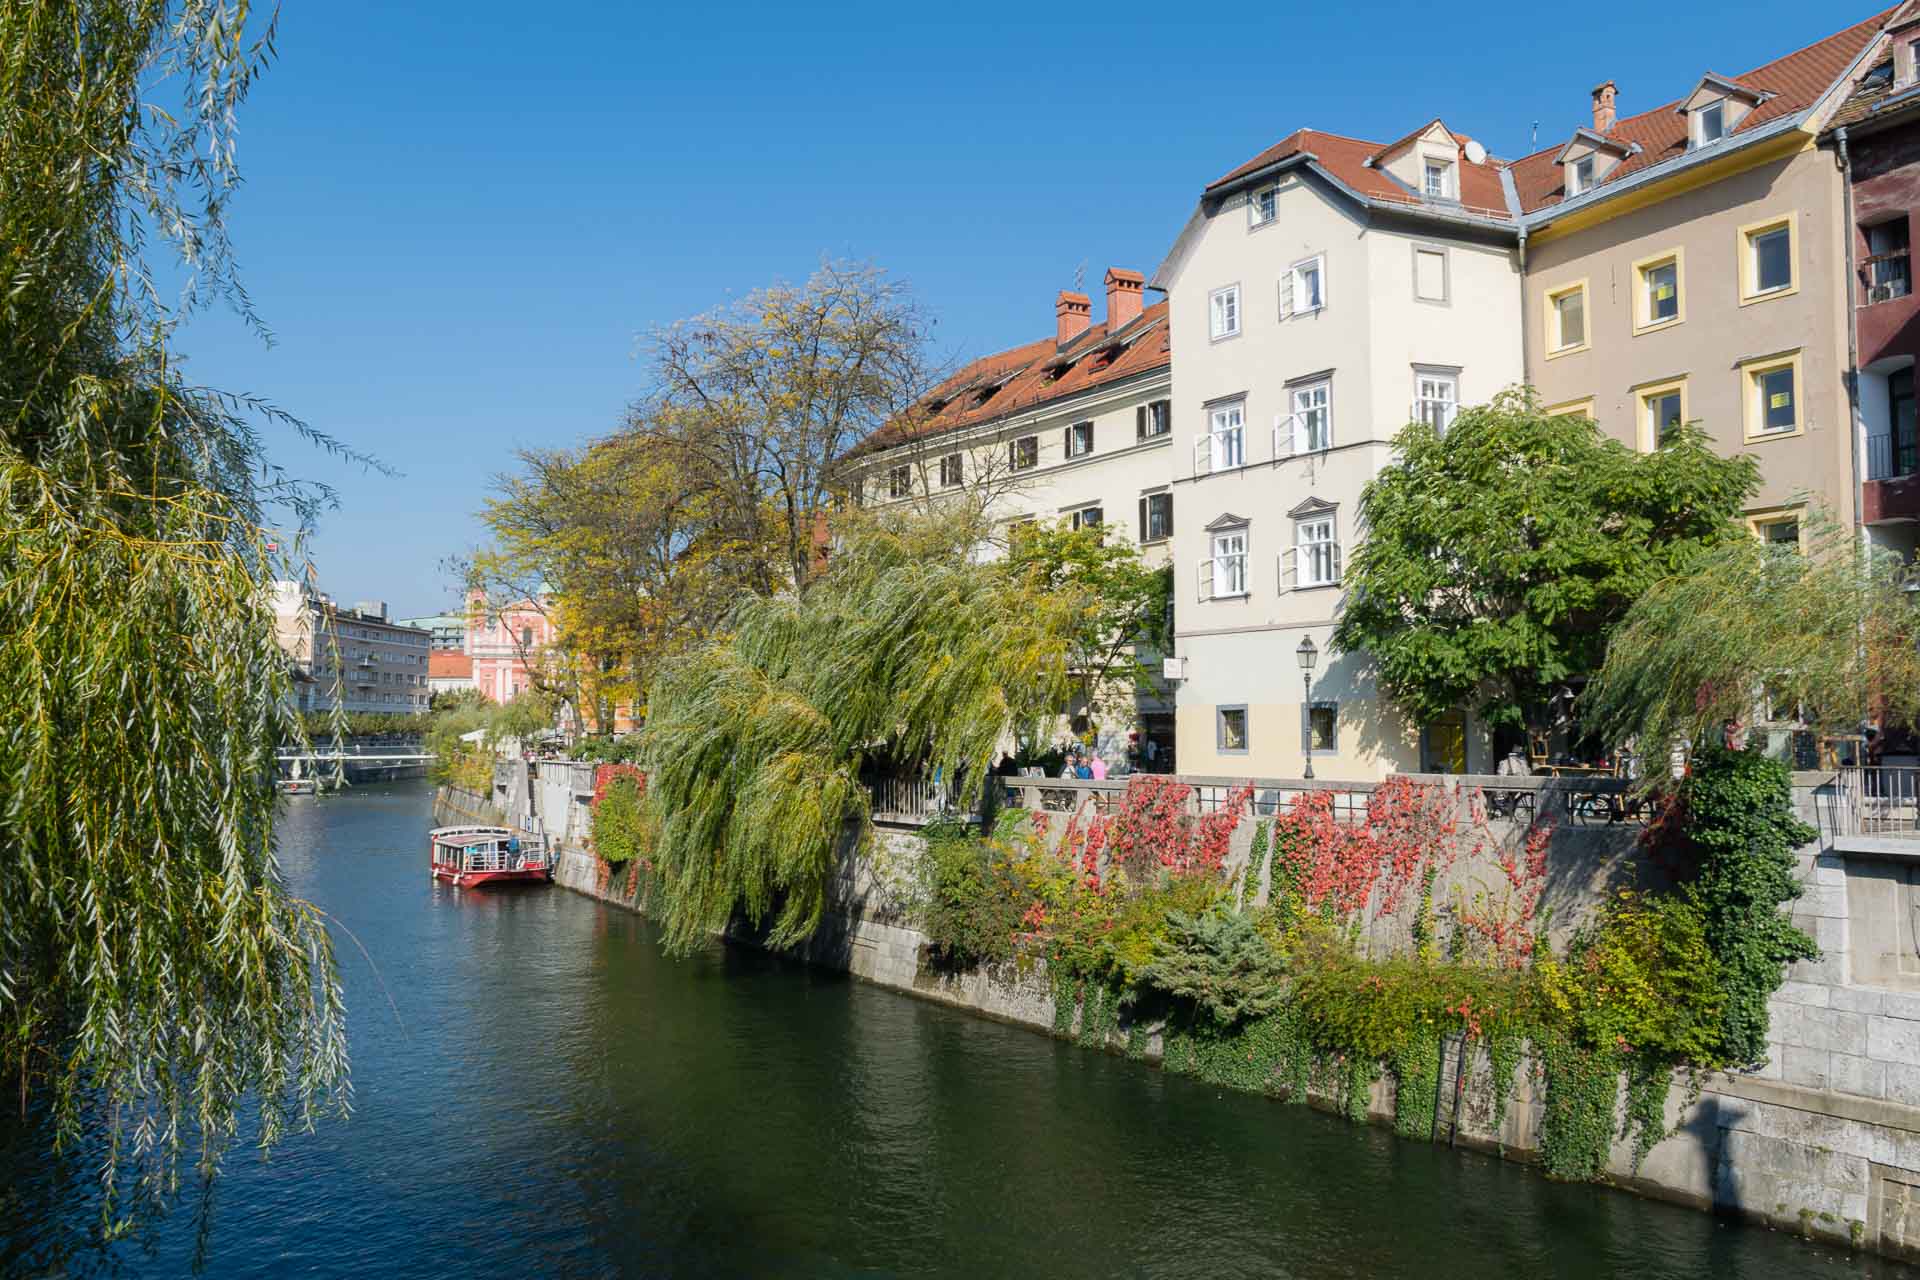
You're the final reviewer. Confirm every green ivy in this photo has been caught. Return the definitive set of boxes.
[1390,1025,1443,1140]
[1536,1032,1624,1180]
[1484,1027,1524,1132]
[591,772,648,865]
[1622,1056,1674,1173]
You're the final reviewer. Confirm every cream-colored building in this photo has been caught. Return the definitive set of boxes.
[1154,123,1525,780]
[1511,13,1890,548]
[273,580,432,715]
[841,270,1177,763]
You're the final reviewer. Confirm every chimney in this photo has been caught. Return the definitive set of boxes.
[1055,290,1092,347]
[1103,267,1144,332]
[1592,80,1618,134]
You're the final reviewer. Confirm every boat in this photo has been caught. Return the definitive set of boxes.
[281,777,318,796]
[428,824,552,888]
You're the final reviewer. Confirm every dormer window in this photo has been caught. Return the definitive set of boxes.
[1423,159,1453,199]
[1693,99,1727,147]
[1570,155,1595,195]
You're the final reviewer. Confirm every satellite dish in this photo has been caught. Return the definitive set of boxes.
[1464,140,1489,165]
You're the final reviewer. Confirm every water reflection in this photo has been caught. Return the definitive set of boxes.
[1,780,1911,1277]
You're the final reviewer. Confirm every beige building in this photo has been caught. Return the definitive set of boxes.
[841,271,1177,763]
[1511,12,1891,546]
[273,581,432,716]
[1153,122,1525,780]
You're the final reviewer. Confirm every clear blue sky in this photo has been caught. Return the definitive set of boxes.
[183,0,1884,612]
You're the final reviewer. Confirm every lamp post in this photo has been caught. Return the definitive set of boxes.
[1296,635,1319,781]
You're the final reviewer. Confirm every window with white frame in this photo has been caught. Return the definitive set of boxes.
[1693,99,1727,147]
[1546,282,1587,354]
[1415,371,1459,431]
[1138,492,1172,543]
[1069,505,1103,532]
[1283,255,1325,317]
[1209,403,1245,471]
[887,464,911,499]
[1292,381,1332,453]
[1065,420,1094,458]
[1742,218,1795,300]
[939,453,963,487]
[1423,159,1453,199]
[1211,526,1249,598]
[1010,435,1038,470]
[1209,285,1241,339]
[1569,154,1595,195]
[1295,516,1339,587]
[1137,398,1171,439]
[1250,187,1277,227]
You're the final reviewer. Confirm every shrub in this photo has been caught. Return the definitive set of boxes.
[591,765,650,865]
[920,821,1025,968]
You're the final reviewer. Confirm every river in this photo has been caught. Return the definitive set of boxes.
[2,780,1909,1277]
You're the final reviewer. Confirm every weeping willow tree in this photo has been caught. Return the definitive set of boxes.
[639,513,1084,953]
[2,1,353,1230]
[1585,516,1920,764]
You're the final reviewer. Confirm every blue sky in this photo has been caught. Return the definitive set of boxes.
[184,0,1886,612]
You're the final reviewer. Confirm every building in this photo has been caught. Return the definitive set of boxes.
[428,650,476,695]
[466,589,557,704]
[1510,13,1889,552]
[840,269,1177,763]
[272,582,432,715]
[1154,121,1525,779]
[1826,17,1920,560]
[395,611,468,652]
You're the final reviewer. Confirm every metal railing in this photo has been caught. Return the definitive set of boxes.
[458,837,550,873]
[1836,766,1920,837]
[1866,432,1918,482]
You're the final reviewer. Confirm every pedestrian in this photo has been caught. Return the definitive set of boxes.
[1088,754,1108,781]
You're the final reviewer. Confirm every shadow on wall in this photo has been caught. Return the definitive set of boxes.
[1318,646,1420,773]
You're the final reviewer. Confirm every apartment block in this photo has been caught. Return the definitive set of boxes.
[272,581,432,715]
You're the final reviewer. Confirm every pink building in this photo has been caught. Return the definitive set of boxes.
[466,590,556,704]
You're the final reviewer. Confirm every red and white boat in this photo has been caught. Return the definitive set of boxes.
[429,824,552,888]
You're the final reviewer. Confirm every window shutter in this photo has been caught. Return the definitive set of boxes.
[1196,558,1214,602]
[1138,496,1147,540]
[1292,409,1306,456]
[1331,539,1343,583]
[1318,255,1329,308]
[1279,271,1296,321]
[1278,547,1297,594]
[1193,434,1210,476]
[1136,405,1148,440]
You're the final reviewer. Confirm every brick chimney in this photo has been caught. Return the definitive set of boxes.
[1055,290,1092,346]
[1103,267,1144,332]
[1592,80,1618,134]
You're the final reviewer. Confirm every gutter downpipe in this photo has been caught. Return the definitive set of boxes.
[1517,225,1530,394]
[1839,126,1865,544]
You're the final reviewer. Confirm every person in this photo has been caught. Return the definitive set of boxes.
[1491,746,1529,819]
[1074,754,1093,781]
[1089,754,1108,781]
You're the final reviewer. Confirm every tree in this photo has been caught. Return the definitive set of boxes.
[1,2,349,1227]
[636,260,935,596]
[1005,521,1172,735]
[636,511,1085,954]
[1333,391,1756,735]
[1585,517,1920,764]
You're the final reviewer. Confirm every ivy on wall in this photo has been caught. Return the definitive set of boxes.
[590,764,649,866]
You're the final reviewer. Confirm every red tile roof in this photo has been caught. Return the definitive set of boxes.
[429,651,473,679]
[1506,9,1894,213]
[1205,124,1512,220]
[847,300,1171,460]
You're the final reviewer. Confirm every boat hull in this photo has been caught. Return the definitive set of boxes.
[432,864,551,888]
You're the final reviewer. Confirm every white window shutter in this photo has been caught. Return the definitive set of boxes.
[1291,410,1306,456]
[1193,434,1210,476]
[1318,254,1329,308]
[1197,558,1214,602]
[1331,540,1343,583]
[1279,271,1295,321]
[1278,548,1297,594]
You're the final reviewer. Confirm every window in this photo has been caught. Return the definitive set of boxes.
[1414,246,1448,303]
[1633,249,1683,332]
[1865,219,1912,304]
[1138,492,1172,543]
[1424,159,1452,199]
[1250,187,1277,227]
[1741,351,1803,441]
[1137,399,1171,439]
[1636,377,1687,450]
[1694,99,1726,147]
[1283,255,1325,317]
[1305,702,1338,754]
[1291,381,1332,453]
[1217,706,1249,754]
[1891,367,1917,479]
[1065,420,1094,458]
[1069,505,1103,532]
[849,477,864,507]
[1211,527,1248,598]
[1740,216,1796,303]
[1569,155,1595,194]
[939,453,963,488]
[1208,403,1245,471]
[520,626,533,649]
[1010,435,1038,470]
[1295,517,1340,587]
[888,464,912,498]
[1545,398,1596,421]
[1749,509,1804,551]
[1545,281,1588,356]
[1209,284,1241,339]
[1414,371,1458,431]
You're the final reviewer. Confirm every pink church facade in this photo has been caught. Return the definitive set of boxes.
[466,590,555,704]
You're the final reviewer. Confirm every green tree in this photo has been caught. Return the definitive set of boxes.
[1,1,350,1226]
[1585,516,1920,764]
[1334,391,1756,733]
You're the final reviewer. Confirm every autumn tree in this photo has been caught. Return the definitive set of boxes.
[1334,391,1757,735]
[636,260,936,596]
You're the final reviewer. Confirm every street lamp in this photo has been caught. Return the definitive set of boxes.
[1296,635,1319,780]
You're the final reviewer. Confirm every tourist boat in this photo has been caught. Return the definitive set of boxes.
[428,824,552,888]
[281,777,318,796]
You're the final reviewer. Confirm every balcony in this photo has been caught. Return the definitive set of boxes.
[1861,250,1912,308]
